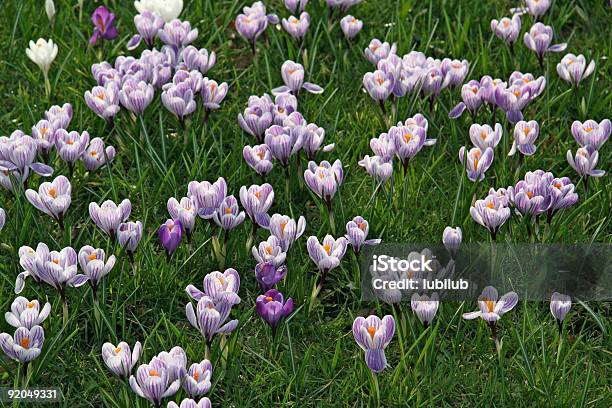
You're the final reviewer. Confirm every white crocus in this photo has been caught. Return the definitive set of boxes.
[134,0,183,22]
[45,0,56,23]
[26,38,58,97]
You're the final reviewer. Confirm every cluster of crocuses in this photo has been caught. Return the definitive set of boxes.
[566,119,609,185]
[102,342,213,408]
[86,12,226,126]
[470,169,579,240]
[362,44,469,112]
[449,71,546,124]
[359,114,436,184]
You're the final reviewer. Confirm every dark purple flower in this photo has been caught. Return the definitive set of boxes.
[255,262,288,292]
[256,289,293,329]
[158,219,183,259]
[89,6,119,45]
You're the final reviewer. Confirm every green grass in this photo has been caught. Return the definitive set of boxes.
[0,0,611,407]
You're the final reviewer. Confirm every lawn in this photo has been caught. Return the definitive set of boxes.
[0,0,610,407]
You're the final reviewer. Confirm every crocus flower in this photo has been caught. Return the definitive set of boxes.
[392,124,428,173]
[256,289,293,330]
[25,38,58,94]
[168,196,197,236]
[523,23,567,66]
[45,0,55,22]
[556,54,595,87]
[239,183,274,228]
[155,347,187,383]
[82,137,116,171]
[168,399,212,408]
[0,132,53,187]
[470,193,511,240]
[213,195,245,231]
[442,226,462,257]
[340,15,363,40]
[161,82,197,122]
[508,171,552,217]
[282,13,310,40]
[494,84,531,123]
[89,6,118,45]
[0,326,45,363]
[128,11,165,50]
[89,199,132,239]
[243,144,274,176]
[459,146,494,182]
[508,120,539,156]
[134,0,183,22]
[31,120,56,156]
[463,286,518,322]
[508,71,546,99]
[363,70,393,107]
[119,79,155,115]
[364,39,396,65]
[5,297,51,330]
[449,80,485,119]
[369,132,395,161]
[201,78,228,112]
[237,94,274,141]
[469,123,503,151]
[102,341,142,378]
[272,60,323,96]
[306,235,348,277]
[25,175,71,228]
[15,244,47,294]
[302,123,334,160]
[54,130,90,171]
[490,15,521,45]
[85,82,121,123]
[117,221,144,259]
[188,177,227,220]
[571,119,610,150]
[285,0,308,13]
[550,292,571,333]
[264,125,302,166]
[358,155,393,183]
[255,262,288,292]
[526,0,551,18]
[186,268,241,305]
[304,160,344,206]
[567,146,605,178]
[352,315,395,373]
[44,103,73,130]
[235,2,278,52]
[0,207,5,231]
[441,58,469,88]
[547,176,578,221]
[129,357,181,407]
[35,246,89,292]
[272,93,298,125]
[181,46,216,74]
[411,293,439,328]
[158,19,198,49]
[183,360,212,398]
[345,216,380,255]
[269,214,306,251]
[78,246,116,294]
[185,296,239,344]
[158,219,183,259]
[252,236,287,267]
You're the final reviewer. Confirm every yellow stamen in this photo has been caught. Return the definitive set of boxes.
[323,243,331,255]
[265,296,273,302]
[115,347,121,353]
[367,326,376,339]
[48,188,57,199]
[149,369,160,377]
[88,253,97,261]
[20,338,30,348]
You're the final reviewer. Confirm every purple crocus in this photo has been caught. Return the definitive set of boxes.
[85,82,121,123]
[269,214,306,251]
[78,245,116,295]
[264,125,302,166]
[188,177,227,220]
[547,176,578,222]
[5,297,51,330]
[119,79,155,115]
[161,82,197,123]
[449,80,485,119]
[508,170,553,218]
[252,235,287,267]
[352,315,395,373]
[239,183,274,228]
[340,15,363,40]
[181,46,217,74]
[89,199,132,239]
[55,130,90,172]
[102,341,141,378]
[557,54,595,87]
[31,120,56,156]
[158,19,198,49]
[185,296,239,344]
[235,2,278,53]
[358,155,393,183]
[183,360,212,398]
[0,133,52,191]
[302,123,334,160]
[243,144,274,176]
[44,103,73,130]
[364,39,396,65]
[303,160,344,206]
[186,268,241,305]
[128,11,165,50]
[82,137,116,172]
[201,78,228,112]
[306,235,348,290]
[495,84,531,123]
[363,70,393,108]
[509,120,539,156]
[158,219,183,259]
[256,289,293,331]
[490,15,521,45]
[129,357,181,407]
[566,146,605,178]
[117,221,143,260]
[550,292,571,334]
[0,326,45,363]
[459,146,494,182]
[441,59,469,88]
[345,216,380,255]
[571,119,610,150]
[282,13,310,40]
[470,193,511,240]
[168,399,211,408]
[272,60,323,96]
[391,124,427,173]
[369,132,395,161]
[523,23,567,67]
[411,293,439,328]
[255,262,288,292]
[284,0,308,13]
[167,196,197,236]
[25,175,71,228]
[213,195,245,231]
[526,0,551,18]
[272,93,298,125]
[0,207,4,232]
[469,123,503,151]
[442,227,462,258]
[34,245,89,293]
[15,244,47,294]
[89,6,118,45]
